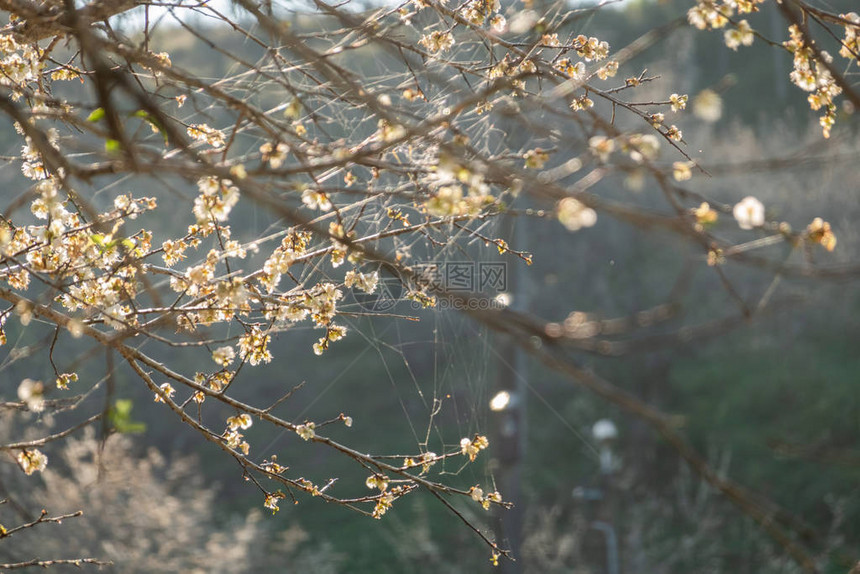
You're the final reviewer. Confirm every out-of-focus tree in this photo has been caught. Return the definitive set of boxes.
[0,414,342,573]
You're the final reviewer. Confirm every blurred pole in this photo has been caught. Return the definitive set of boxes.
[592,521,620,574]
[490,212,528,574]
[490,0,547,560]
[585,419,620,574]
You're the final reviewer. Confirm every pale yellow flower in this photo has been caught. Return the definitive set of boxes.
[733,196,765,230]
[17,449,48,475]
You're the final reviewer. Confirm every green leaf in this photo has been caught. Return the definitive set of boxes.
[114,399,133,417]
[86,107,105,122]
[132,109,169,145]
[110,399,146,434]
[105,139,121,155]
[90,233,120,252]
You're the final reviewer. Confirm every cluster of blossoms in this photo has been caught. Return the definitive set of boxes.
[596,60,619,80]
[17,449,48,475]
[154,382,176,403]
[687,0,765,32]
[193,176,240,223]
[622,133,661,164]
[557,198,597,232]
[238,326,273,366]
[424,152,495,217]
[0,34,43,97]
[260,141,289,168]
[327,221,356,268]
[6,180,156,331]
[331,436,499,520]
[313,324,347,356]
[171,249,215,296]
[262,275,354,356]
[425,184,493,217]
[783,25,842,138]
[187,123,225,148]
[469,485,503,510]
[461,0,501,27]
[807,217,837,252]
[55,372,79,390]
[663,124,683,142]
[361,434,496,519]
[375,118,407,143]
[21,128,59,181]
[554,58,586,81]
[371,490,397,519]
[724,19,754,50]
[487,54,534,92]
[688,1,855,138]
[729,197,835,253]
[460,434,490,461]
[193,371,234,399]
[673,161,695,182]
[366,473,390,492]
[212,345,236,367]
[300,187,332,211]
[643,109,684,141]
[344,270,379,293]
[162,237,189,266]
[224,413,253,455]
[523,148,550,169]
[261,456,289,476]
[305,283,343,326]
[838,13,860,61]
[295,422,315,441]
[403,451,438,474]
[260,230,312,293]
[227,414,253,430]
[264,491,287,513]
[482,27,615,109]
[570,94,594,111]
[544,33,615,79]
[570,34,611,62]
[693,202,719,229]
[419,30,455,53]
[17,378,45,412]
[589,135,615,162]
[366,475,413,519]
[669,93,688,112]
